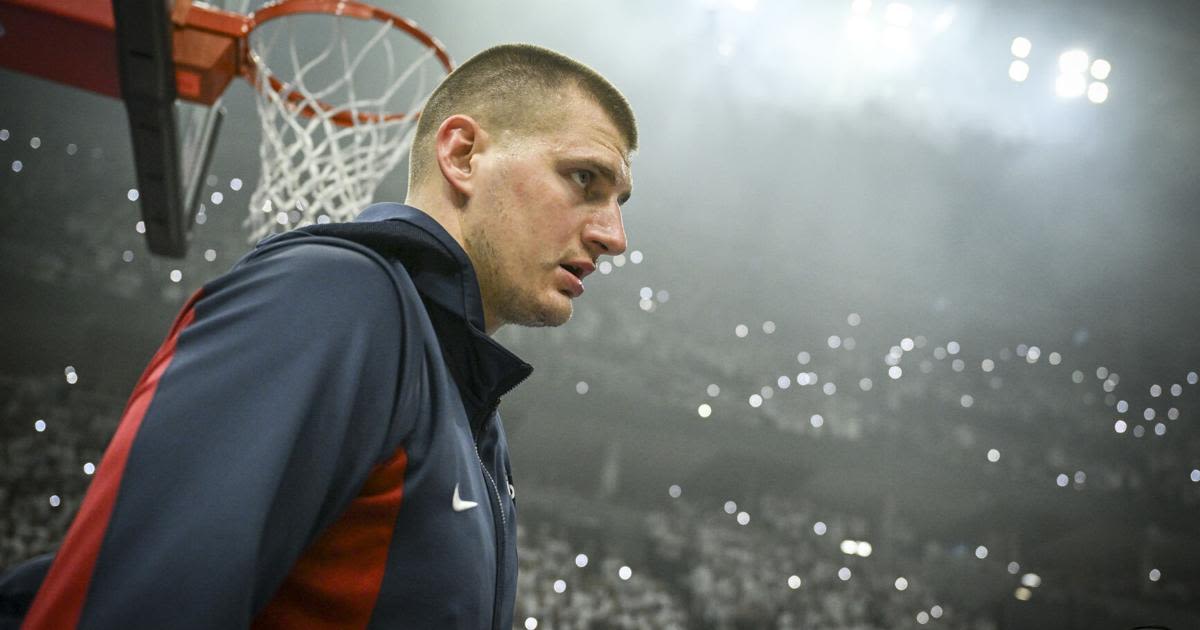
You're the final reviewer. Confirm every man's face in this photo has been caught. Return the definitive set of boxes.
[462,90,632,332]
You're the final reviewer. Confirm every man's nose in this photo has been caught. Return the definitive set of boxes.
[584,205,627,258]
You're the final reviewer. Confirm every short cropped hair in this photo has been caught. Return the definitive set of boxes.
[408,43,637,189]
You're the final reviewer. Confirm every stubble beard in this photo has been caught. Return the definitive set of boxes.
[464,226,572,329]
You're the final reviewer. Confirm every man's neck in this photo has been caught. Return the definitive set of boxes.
[405,194,502,336]
[405,195,467,252]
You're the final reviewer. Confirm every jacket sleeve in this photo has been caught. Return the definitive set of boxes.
[23,242,416,629]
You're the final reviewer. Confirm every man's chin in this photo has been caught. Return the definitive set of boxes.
[535,297,573,327]
[507,294,573,329]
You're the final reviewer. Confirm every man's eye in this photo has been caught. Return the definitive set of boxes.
[570,170,593,188]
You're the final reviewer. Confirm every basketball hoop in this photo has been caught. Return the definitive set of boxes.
[0,0,451,255]
[176,0,454,241]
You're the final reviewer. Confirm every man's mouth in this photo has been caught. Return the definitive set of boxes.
[561,264,585,280]
[557,264,587,298]
[556,260,595,298]
[559,260,595,280]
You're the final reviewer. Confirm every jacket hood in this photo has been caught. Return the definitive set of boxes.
[305,203,486,330]
[267,203,533,417]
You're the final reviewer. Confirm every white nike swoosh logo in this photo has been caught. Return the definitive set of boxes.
[452,484,478,512]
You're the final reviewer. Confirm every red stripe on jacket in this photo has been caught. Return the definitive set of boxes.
[22,289,206,629]
[253,447,409,629]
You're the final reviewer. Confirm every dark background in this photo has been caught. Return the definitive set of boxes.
[2,1,1199,628]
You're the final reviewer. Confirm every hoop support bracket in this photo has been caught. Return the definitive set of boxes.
[113,0,189,257]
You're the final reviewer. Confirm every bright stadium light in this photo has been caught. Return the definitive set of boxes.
[932,6,955,33]
[1008,60,1030,82]
[884,2,913,27]
[1011,37,1032,59]
[1087,82,1109,104]
[847,15,876,47]
[881,25,912,51]
[1091,58,1112,80]
[1055,73,1086,98]
[1059,49,1090,74]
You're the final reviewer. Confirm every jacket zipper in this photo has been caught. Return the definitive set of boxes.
[472,369,529,630]
[474,402,505,630]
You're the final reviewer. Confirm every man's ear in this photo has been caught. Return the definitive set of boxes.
[435,114,486,203]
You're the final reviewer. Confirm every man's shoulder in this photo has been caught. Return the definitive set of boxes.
[240,235,418,295]
[207,236,427,325]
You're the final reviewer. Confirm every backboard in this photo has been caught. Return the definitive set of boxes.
[0,0,225,257]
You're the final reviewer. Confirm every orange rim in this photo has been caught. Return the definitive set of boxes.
[242,0,453,126]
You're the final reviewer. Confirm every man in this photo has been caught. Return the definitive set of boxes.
[13,43,635,629]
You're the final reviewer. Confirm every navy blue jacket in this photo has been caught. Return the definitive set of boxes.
[21,203,532,629]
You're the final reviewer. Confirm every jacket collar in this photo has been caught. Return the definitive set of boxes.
[348,203,486,329]
[292,203,533,423]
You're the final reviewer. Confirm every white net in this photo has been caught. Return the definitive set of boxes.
[242,7,444,241]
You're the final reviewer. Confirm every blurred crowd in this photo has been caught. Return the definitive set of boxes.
[517,523,688,629]
[2,371,994,629]
[538,295,1200,510]
[3,331,1198,629]
[0,374,115,568]
[513,486,999,630]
